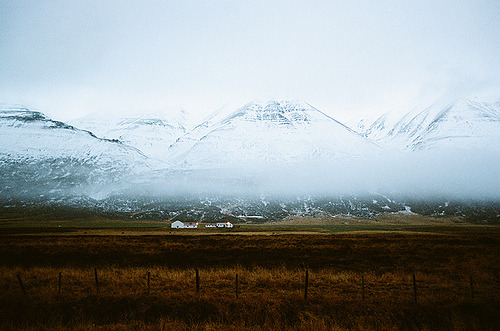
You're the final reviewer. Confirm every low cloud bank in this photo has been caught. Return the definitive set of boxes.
[120,149,499,200]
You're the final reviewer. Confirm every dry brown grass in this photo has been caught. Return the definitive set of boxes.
[0,229,499,330]
[1,266,497,302]
[278,213,468,226]
[1,266,499,330]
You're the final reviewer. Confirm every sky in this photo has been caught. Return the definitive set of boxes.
[0,0,498,123]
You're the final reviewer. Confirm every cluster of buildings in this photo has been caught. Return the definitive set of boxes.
[170,221,234,229]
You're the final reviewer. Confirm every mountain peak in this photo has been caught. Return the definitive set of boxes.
[355,95,500,152]
[243,100,310,110]
[0,106,47,121]
[166,100,383,168]
[220,100,335,127]
[0,106,82,132]
[236,100,317,116]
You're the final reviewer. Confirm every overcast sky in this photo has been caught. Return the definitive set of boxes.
[0,0,498,122]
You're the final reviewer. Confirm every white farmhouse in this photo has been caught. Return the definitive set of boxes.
[171,221,199,229]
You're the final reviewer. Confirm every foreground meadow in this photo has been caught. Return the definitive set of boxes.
[0,222,499,330]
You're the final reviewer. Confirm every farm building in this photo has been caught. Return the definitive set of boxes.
[171,221,198,229]
[205,222,233,228]
[216,222,234,228]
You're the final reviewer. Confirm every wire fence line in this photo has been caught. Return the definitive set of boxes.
[8,267,497,303]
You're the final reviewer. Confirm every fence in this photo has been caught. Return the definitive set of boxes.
[10,267,493,303]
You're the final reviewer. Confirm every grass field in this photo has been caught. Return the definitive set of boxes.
[0,214,499,330]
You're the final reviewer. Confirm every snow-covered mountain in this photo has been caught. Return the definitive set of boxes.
[166,100,384,168]
[0,106,152,197]
[69,110,189,161]
[354,97,500,152]
[0,102,499,222]
[411,98,500,152]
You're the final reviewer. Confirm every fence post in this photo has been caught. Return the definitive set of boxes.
[304,269,309,300]
[361,274,365,301]
[235,273,239,299]
[196,268,200,294]
[58,272,62,297]
[147,271,150,295]
[412,274,417,303]
[16,273,27,296]
[469,275,474,300]
[94,268,100,295]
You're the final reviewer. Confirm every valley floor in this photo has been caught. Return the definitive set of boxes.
[0,215,498,330]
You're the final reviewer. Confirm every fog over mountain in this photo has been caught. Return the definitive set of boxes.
[1,96,499,221]
[2,2,498,123]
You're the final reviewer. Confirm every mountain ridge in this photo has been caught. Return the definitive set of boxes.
[166,100,385,168]
[69,110,189,161]
[352,97,500,152]
[0,106,153,198]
